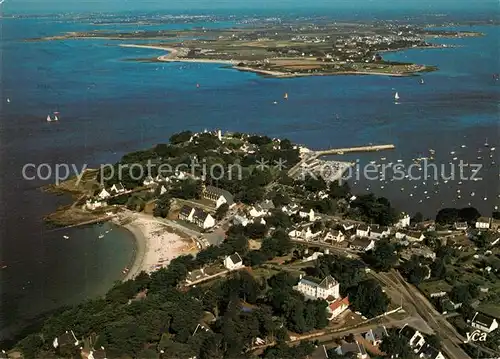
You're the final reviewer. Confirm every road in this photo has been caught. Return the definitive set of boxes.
[372,270,473,359]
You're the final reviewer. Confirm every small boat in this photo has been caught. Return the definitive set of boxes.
[1,265,7,269]
[420,79,425,84]
[484,138,489,147]
[98,234,104,239]
[491,147,496,151]
[6,98,10,103]
[397,159,403,163]
[284,93,288,100]
[273,101,277,105]
[461,144,466,148]
[196,83,200,88]
[63,235,69,240]
[381,157,386,161]
[450,151,456,155]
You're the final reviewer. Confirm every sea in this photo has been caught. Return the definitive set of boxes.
[0,6,499,339]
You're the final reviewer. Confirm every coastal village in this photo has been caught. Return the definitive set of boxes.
[10,130,500,359]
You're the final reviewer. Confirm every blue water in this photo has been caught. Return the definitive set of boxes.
[0,11,499,337]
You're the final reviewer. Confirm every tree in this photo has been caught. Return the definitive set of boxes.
[214,203,229,220]
[363,239,399,272]
[379,332,415,359]
[430,258,447,279]
[348,279,389,318]
[426,334,441,349]
[169,131,193,145]
[153,193,172,218]
[411,212,423,224]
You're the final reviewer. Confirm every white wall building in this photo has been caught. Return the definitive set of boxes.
[224,253,243,270]
[295,275,340,300]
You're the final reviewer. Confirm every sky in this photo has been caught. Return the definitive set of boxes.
[1,0,498,14]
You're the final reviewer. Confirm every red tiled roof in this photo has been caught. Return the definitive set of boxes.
[329,296,350,312]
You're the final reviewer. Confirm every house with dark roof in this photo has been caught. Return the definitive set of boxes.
[399,324,446,359]
[203,185,235,209]
[110,182,125,194]
[192,208,215,230]
[178,205,194,221]
[224,252,243,270]
[295,275,340,300]
[470,312,499,333]
[364,326,388,346]
[356,224,370,238]
[334,341,368,359]
[53,330,79,349]
[349,238,375,252]
[417,343,446,359]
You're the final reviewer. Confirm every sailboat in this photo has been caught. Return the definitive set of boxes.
[283,93,288,100]
[46,113,59,122]
[484,139,489,147]
[394,92,400,102]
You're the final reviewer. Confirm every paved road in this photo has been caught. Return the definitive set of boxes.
[374,270,472,359]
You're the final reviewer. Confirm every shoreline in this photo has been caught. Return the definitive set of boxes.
[114,212,196,282]
[119,43,435,78]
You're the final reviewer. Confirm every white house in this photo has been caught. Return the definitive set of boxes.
[356,224,370,238]
[370,226,391,240]
[143,175,155,186]
[342,223,355,231]
[249,200,274,218]
[160,185,168,195]
[400,325,426,351]
[224,253,243,270]
[192,208,215,230]
[295,275,340,300]
[299,209,315,222]
[179,205,195,222]
[203,185,235,209]
[396,213,411,228]
[396,230,425,243]
[110,183,125,194]
[323,230,345,243]
[470,312,499,333]
[281,203,300,216]
[98,188,111,200]
[476,217,492,230]
[327,297,350,320]
[85,200,105,211]
[233,214,249,227]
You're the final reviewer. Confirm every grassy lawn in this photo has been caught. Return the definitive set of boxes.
[477,302,500,319]
[419,280,452,297]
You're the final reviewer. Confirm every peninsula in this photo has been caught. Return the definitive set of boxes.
[27,19,483,77]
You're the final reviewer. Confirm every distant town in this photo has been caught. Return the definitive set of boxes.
[8,129,500,359]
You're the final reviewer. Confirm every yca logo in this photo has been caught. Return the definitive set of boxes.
[464,330,487,343]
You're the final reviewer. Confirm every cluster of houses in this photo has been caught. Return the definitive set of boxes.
[287,212,428,253]
[178,185,235,230]
[311,323,446,359]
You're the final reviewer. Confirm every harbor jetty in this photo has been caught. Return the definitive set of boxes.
[315,144,395,156]
[289,143,395,178]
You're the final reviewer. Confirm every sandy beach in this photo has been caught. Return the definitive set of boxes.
[117,213,196,281]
